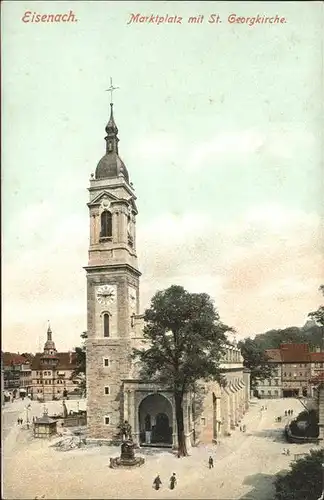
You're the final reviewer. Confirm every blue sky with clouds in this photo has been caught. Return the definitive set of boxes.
[2,1,323,352]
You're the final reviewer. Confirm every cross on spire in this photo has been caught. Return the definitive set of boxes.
[106,77,119,104]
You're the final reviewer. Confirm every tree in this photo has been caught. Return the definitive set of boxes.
[72,331,87,395]
[274,448,323,500]
[132,285,231,457]
[308,285,324,327]
[237,337,276,390]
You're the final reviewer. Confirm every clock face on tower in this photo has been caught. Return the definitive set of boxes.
[96,285,116,305]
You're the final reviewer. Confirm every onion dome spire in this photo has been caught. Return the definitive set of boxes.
[95,79,129,182]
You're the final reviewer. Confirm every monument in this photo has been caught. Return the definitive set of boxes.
[109,421,145,468]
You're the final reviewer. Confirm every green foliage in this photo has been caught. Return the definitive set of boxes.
[72,331,87,394]
[238,337,276,389]
[308,285,324,328]
[133,285,231,455]
[252,325,322,351]
[274,448,323,500]
[134,285,230,390]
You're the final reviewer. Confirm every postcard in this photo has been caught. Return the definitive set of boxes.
[2,1,323,499]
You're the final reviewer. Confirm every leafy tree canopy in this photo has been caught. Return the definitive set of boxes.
[133,285,232,455]
[274,448,323,500]
[308,285,324,328]
[72,331,87,394]
[238,337,276,389]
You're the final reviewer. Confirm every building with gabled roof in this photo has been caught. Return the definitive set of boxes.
[30,324,79,402]
[255,343,323,399]
[255,348,282,399]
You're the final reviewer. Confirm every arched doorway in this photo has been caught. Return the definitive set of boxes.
[138,394,173,446]
[155,413,170,442]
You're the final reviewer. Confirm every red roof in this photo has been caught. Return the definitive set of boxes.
[280,343,309,352]
[31,352,77,371]
[264,349,282,362]
[2,352,29,366]
[310,352,324,362]
[280,343,311,362]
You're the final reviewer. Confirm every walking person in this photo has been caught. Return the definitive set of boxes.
[169,473,177,490]
[208,456,214,469]
[153,474,162,491]
[285,410,287,416]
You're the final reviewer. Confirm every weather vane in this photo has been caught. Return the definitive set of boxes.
[106,77,119,104]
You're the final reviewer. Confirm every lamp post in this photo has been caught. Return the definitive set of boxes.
[25,403,31,429]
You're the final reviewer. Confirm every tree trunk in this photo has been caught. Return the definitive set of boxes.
[174,391,188,457]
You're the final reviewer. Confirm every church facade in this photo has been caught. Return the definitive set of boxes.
[85,103,250,448]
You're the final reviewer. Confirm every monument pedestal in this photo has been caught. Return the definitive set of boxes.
[109,440,145,469]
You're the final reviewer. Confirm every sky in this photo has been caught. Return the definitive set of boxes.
[2,1,324,353]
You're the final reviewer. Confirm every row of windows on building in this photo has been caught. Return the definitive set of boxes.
[283,372,310,378]
[35,379,65,384]
[282,363,323,368]
[260,390,280,396]
[263,379,280,386]
[35,371,65,376]
[35,389,63,394]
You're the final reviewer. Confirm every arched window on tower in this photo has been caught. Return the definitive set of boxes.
[100,211,112,238]
[103,313,110,337]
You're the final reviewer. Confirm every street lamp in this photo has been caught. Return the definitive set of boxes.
[25,403,31,429]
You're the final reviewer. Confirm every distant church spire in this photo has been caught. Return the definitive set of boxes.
[47,321,52,341]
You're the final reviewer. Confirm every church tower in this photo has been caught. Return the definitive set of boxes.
[85,97,141,441]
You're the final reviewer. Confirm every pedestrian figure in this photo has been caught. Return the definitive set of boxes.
[240,425,242,431]
[17,418,20,425]
[291,410,293,416]
[169,473,177,490]
[265,406,267,410]
[286,449,290,456]
[208,456,214,469]
[285,410,287,416]
[243,424,246,433]
[153,474,162,491]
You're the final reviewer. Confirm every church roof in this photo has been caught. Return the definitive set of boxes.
[95,102,130,183]
[96,153,129,182]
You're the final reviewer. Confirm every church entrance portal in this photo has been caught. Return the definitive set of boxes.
[138,394,173,447]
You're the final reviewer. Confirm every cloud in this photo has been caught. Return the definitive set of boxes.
[2,200,323,352]
[186,126,315,170]
[138,203,323,337]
